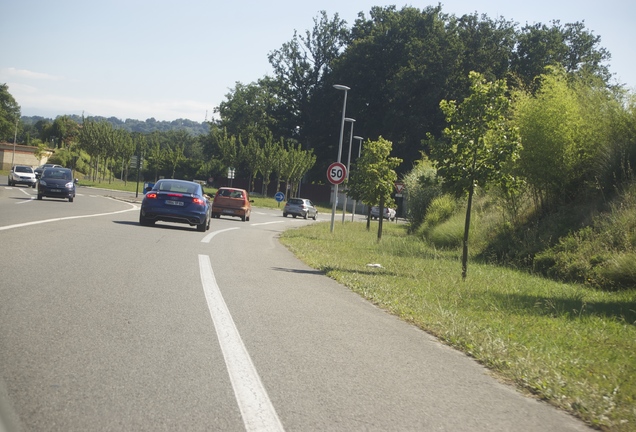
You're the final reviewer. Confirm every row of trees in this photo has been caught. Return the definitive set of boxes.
[61,117,316,197]
[215,5,616,183]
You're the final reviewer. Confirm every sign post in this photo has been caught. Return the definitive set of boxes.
[327,162,347,232]
[394,182,405,221]
[275,191,285,207]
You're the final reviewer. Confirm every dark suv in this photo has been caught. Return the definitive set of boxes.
[37,167,77,202]
[34,163,62,179]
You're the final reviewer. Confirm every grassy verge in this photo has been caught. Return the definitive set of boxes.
[279,221,636,431]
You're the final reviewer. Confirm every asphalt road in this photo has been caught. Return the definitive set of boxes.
[0,184,592,431]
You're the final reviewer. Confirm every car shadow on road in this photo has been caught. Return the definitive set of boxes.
[271,267,326,276]
[272,265,398,278]
[113,220,201,232]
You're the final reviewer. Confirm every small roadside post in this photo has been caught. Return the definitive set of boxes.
[275,191,285,208]
[328,162,347,232]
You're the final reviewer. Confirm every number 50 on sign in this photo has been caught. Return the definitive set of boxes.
[327,162,347,185]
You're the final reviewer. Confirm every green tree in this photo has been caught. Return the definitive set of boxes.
[0,84,21,142]
[278,142,316,198]
[434,71,521,278]
[43,116,80,149]
[256,133,280,196]
[241,133,262,192]
[511,21,611,92]
[215,80,279,138]
[268,10,349,147]
[214,128,240,173]
[347,137,402,240]
[146,133,165,182]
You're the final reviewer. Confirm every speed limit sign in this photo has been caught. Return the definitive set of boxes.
[327,162,347,185]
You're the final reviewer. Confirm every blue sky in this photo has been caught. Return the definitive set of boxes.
[1,0,634,122]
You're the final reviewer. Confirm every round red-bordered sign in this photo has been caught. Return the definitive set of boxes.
[327,162,347,185]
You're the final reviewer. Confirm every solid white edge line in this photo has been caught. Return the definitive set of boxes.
[201,227,240,243]
[198,255,284,432]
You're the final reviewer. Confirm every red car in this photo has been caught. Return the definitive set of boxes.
[211,187,253,222]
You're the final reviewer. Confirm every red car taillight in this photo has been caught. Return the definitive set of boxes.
[146,192,157,199]
[193,198,205,205]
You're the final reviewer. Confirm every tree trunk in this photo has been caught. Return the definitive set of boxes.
[377,196,384,241]
[462,181,474,280]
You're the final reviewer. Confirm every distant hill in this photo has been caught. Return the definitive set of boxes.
[21,114,211,136]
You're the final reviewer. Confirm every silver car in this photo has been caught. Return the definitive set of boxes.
[8,165,37,188]
[371,206,396,221]
[283,198,317,220]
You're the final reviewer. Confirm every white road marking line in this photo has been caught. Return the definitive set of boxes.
[201,227,240,243]
[198,255,284,432]
[15,187,35,204]
[0,202,139,231]
[250,221,285,227]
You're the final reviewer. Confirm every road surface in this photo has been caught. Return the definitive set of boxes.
[0,185,591,431]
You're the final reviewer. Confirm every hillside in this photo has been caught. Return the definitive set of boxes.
[20,114,210,136]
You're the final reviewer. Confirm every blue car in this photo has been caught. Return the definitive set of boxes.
[37,167,77,202]
[139,179,211,231]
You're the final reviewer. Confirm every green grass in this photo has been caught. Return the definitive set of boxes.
[280,221,636,431]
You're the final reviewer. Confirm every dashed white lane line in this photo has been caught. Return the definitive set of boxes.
[201,227,240,243]
[250,221,285,227]
[198,254,284,432]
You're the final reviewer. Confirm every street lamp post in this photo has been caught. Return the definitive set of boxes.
[10,118,18,167]
[351,135,364,221]
[331,84,350,233]
[341,118,355,223]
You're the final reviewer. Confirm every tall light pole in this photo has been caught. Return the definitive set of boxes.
[10,118,18,167]
[341,118,355,223]
[331,84,350,233]
[351,135,364,221]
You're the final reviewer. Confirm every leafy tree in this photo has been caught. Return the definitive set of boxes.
[511,21,612,92]
[214,128,240,173]
[241,133,262,192]
[166,141,185,179]
[434,72,520,278]
[256,133,280,196]
[515,67,628,207]
[146,133,165,182]
[0,83,21,142]
[278,142,316,198]
[268,11,349,147]
[347,137,402,239]
[42,116,80,149]
[215,80,279,138]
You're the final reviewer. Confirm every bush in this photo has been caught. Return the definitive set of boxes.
[426,212,465,248]
[402,157,442,229]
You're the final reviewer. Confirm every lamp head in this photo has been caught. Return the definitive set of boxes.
[333,84,351,91]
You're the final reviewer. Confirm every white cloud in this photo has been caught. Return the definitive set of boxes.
[0,67,61,81]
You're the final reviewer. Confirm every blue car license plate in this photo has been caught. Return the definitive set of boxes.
[166,200,184,206]
[51,189,61,192]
